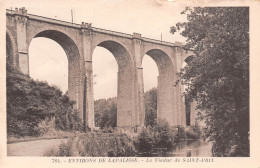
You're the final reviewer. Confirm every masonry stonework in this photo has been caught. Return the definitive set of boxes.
[6,8,196,130]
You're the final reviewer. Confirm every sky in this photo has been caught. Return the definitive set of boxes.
[6,0,189,100]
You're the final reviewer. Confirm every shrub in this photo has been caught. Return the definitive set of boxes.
[79,133,136,157]
[134,127,154,154]
[55,108,83,132]
[190,124,202,139]
[6,63,83,137]
[102,126,114,133]
[134,119,180,154]
[153,119,177,150]
[173,125,186,142]
[37,117,56,136]
[46,132,137,157]
[44,140,73,156]
[58,141,72,156]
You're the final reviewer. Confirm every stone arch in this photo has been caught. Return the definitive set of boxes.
[91,36,134,63]
[30,30,81,62]
[144,49,175,76]
[28,29,82,115]
[142,46,176,69]
[92,40,134,127]
[142,49,176,126]
[96,41,133,70]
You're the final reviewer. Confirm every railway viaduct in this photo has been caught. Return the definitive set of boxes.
[6,8,196,130]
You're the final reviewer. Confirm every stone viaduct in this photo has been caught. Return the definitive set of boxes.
[6,8,196,130]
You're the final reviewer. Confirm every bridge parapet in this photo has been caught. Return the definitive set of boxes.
[14,7,28,16]
[7,9,81,29]
[133,32,141,39]
[142,37,176,47]
[92,27,133,39]
[81,22,92,29]
[6,8,184,48]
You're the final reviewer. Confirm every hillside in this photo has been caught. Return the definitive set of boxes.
[6,63,82,137]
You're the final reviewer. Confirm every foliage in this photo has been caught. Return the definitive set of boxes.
[45,132,137,157]
[44,140,73,156]
[102,126,114,133]
[173,125,185,142]
[44,121,201,157]
[190,124,202,139]
[80,132,136,157]
[134,127,154,154]
[185,126,201,140]
[153,119,177,149]
[144,88,157,127]
[6,62,83,137]
[37,117,56,135]
[94,98,117,129]
[171,7,249,156]
[94,88,158,129]
[134,119,189,155]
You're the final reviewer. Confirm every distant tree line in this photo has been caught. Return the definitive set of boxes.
[94,87,158,129]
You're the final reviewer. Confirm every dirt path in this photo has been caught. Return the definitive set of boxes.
[7,138,67,156]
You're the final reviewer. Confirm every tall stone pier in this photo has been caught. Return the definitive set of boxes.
[6,8,196,130]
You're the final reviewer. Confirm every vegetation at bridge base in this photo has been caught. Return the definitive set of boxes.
[44,132,136,157]
[134,119,202,156]
[43,118,201,157]
[44,122,201,157]
[171,7,249,156]
[134,120,175,156]
[6,62,83,138]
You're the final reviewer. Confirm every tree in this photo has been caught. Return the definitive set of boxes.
[94,97,117,129]
[135,127,154,155]
[94,88,158,129]
[144,88,157,127]
[6,62,83,137]
[171,7,249,156]
[153,119,175,150]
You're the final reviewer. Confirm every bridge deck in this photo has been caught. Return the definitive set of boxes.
[6,9,180,47]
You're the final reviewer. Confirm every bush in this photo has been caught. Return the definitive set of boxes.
[102,126,114,133]
[44,140,73,156]
[190,124,202,139]
[134,119,180,155]
[45,132,136,157]
[6,62,83,137]
[37,117,56,136]
[134,119,203,154]
[78,133,136,157]
[134,127,154,154]
[94,98,117,129]
[55,108,83,132]
[153,119,177,150]
[173,125,186,142]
